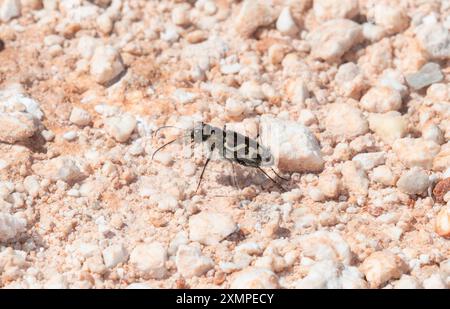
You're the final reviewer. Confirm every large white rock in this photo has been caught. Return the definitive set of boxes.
[308,19,363,61]
[189,211,237,245]
[90,45,125,84]
[260,116,324,172]
[175,245,214,278]
[130,242,167,279]
[0,213,26,242]
[230,267,279,289]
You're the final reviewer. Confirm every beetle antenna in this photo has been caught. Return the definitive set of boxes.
[151,138,178,160]
[153,126,183,137]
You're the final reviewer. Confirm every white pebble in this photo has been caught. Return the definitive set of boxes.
[260,116,324,172]
[70,107,92,127]
[105,114,137,143]
[189,211,237,245]
[396,167,430,195]
[102,244,128,269]
[308,19,363,61]
[230,267,279,288]
[130,242,167,279]
[175,245,214,278]
[90,45,125,85]
[276,7,298,36]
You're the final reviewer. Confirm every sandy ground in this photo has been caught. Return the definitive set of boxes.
[0,0,449,289]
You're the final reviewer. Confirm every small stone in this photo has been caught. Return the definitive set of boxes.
[0,213,26,242]
[360,251,408,288]
[416,23,450,60]
[335,62,365,99]
[102,244,128,268]
[352,152,385,171]
[0,0,21,22]
[90,45,124,85]
[298,109,317,126]
[362,23,385,42]
[130,242,167,279]
[286,79,309,106]
[172,4,191,27]
[161,26,179,43]
[372,165,396,186]
[396,167,430,195]
[186,30,207,44]
[175,245,214,278]
[97,14,113,34]
[260,116,324,173]
[105,114,137,143]
[23,175,40,197]
[313,0,359,22]
[239,81,264,100]
[308,19,363,61]
[360,86,402,113]
[325,103,368,140]
[41,130,55,142]
[422,274,447,289]
[377,69,408,97]
[225,98,245,117]
[230,267,279,289]
[341,161,369,195]
[368,112,408,145]
[234,0,276,38]
[422,122,444,145]
[156,194,179,212]
[435,206,450,238]
[77,36,99,60]
[406,62,443,90]
[392,138,440,169]
[189,211,237,245]
[70,107,92,127]
[393,275,421,289]
[276,7,298,36]
[0,112,37,143]
[63,131,77,141]
[374,4,409,35]
[318,173,341,199]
